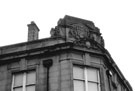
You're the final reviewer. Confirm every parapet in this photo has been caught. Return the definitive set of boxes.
[50,15,104,47]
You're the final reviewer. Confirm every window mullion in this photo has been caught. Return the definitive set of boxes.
[11,75,15,91]
[97,70,100,91]
[23,72,26,91]
[84,68,88,91]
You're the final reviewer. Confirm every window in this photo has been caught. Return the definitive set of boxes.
[73,66,100,91]
[11,70,36,91]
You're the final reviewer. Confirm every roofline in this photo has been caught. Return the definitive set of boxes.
[0,39,132,90]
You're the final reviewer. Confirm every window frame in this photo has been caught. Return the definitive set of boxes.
[73,65,101,91]
[11,70,36,91]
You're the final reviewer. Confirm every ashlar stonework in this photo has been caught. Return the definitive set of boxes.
[0,15,133,91]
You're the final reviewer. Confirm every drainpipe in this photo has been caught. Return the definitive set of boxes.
[43,59,53,91]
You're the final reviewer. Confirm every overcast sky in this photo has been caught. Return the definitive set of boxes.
[0,0,134,90]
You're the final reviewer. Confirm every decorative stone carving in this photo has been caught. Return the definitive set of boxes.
[50,15,105,48]
[68,23,90,39]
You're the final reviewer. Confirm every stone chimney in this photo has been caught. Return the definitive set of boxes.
[27,21,40,41]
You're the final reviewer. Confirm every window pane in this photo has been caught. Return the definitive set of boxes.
[26,85,35,91]
[73,66,84,79]
[88,82,98,91]
[14,73,23,86]
[26,71,36,85]
[87,68,98,82]
[74,80,85,91]
[14,87,22,91]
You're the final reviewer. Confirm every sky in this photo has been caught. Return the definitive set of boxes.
[0,0,134,90]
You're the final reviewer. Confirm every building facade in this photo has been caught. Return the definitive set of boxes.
[0,15,133,91]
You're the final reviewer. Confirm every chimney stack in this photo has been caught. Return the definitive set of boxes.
[27,21,40,41]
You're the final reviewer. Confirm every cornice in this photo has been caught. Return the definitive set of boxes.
[0,39,132,90]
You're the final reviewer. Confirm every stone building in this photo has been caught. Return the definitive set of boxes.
[0,15,133,91]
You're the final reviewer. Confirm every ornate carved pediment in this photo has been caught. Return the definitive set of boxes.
[68,23,90,39]
[50,15,104,48]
